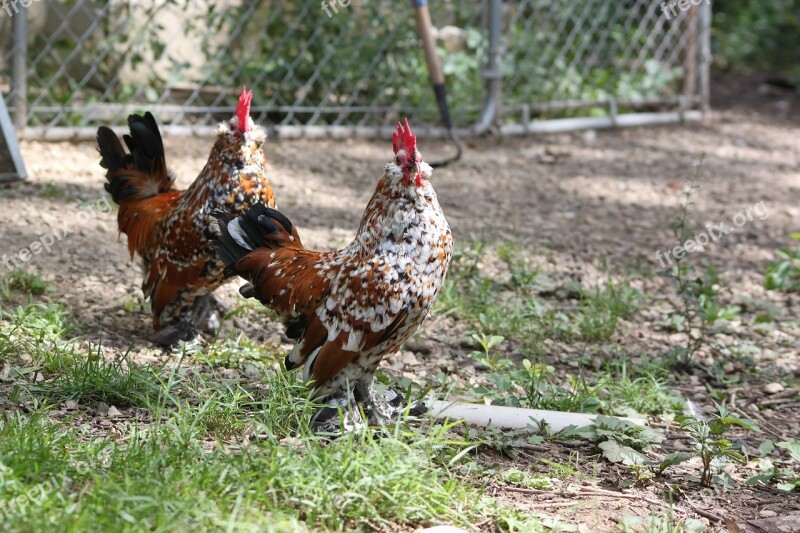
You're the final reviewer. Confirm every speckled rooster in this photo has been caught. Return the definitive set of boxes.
[209,119,453,430]
[97,87,275,345]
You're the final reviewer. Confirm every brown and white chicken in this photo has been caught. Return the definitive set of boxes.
[97,87,275,345]
[209,119,453,429]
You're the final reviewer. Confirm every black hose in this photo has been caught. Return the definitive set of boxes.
[430,83,464,168]
[413,0,464,168]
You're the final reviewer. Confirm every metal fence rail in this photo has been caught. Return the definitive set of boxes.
[0,0,709,140]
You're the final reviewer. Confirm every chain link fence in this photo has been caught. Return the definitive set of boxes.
[0,0,709,139]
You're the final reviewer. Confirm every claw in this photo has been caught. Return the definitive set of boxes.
[311,399,366,435]
[367,387,428,421]
[309,384,426,435]
[192,294,224,335]
[152,320,198,347]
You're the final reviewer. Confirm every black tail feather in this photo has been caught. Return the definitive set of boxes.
[126,112,167,178]
[208,204,296,276]
[97,112,172,204]
[96,126,129,174]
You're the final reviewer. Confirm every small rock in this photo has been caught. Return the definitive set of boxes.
[417,527,469,533]
[765,383,785,395]
[96,402,110,415]
[220,369,240,380]
[404,339,433,354]
[65,400,78,409]
[107,406,122,417]
[459,335,479,350]
[242,364,261,379]
[400,351,417,366]
[279,437,304,449]
[671,439,689,451]
[759,509,777,518]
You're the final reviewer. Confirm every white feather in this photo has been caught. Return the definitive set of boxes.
[302,346,322,382]
[227,218,253,251]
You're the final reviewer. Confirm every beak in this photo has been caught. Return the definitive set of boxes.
[409,162,420,176]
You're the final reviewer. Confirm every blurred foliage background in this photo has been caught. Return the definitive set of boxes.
[713,0,800,87]
[1,0,798,130]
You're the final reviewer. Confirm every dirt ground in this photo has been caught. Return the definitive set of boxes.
[1,74,800,531]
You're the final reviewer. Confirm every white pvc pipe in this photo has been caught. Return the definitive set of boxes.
[427,400,646,432]
[17,124,467,141]
[17,110,704,142]
[499,110,704,135]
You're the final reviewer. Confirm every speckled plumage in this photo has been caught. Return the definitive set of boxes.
[210,119,453,424]
[97,89,275,344]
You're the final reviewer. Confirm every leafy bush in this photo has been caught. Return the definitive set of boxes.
[765,235,800,292]
[713,0,800,85]
[19,0,699,126]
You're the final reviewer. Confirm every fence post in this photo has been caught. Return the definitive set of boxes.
[473,0,501,135]
[698,0,711,118]
[681,6,698,113]
[11,3,28,130]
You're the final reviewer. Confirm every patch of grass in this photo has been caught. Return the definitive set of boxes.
[0,308,539,530]
[437,243,642,355]
[121,294,145,314]
[196,386,251,440]
[224,296,281,321]
[1,269,49,300]
[467,333,684,418]
[496,241,546,290]
[37,182,65,199]
[765,235,800,293]
[0,302,165,408]
[0,302,73,363]
[183,335,283,369]
[0,396,527,530]
[471,353,605,413]
[500,468,554,490]
[25,346,164,408]
[574,281,642,342]
[597,358,687,417]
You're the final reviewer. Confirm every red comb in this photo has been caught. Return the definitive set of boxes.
[235,86,253,133]
[392,117,417,154]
